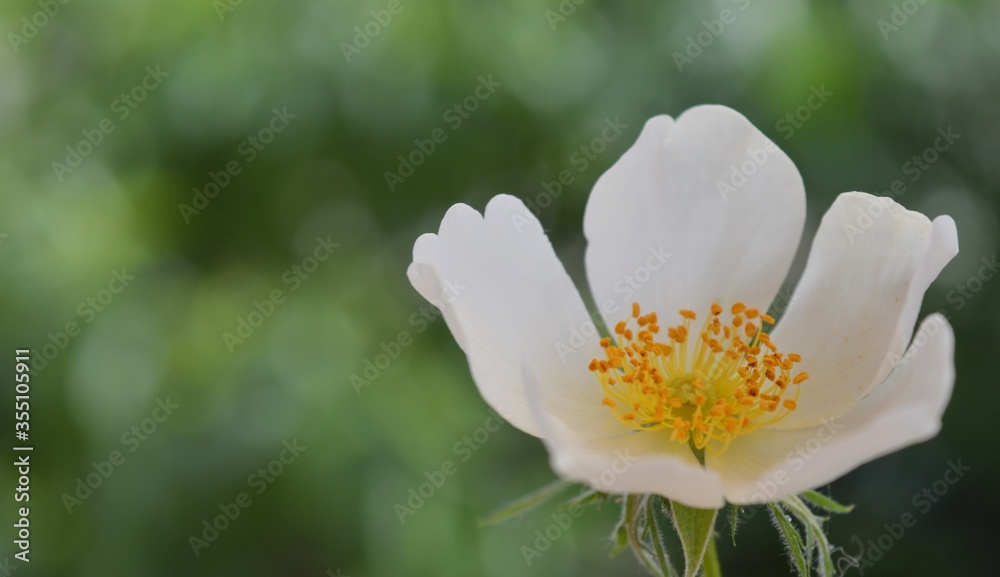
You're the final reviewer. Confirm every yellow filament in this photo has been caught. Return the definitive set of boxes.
[588,302,807,456]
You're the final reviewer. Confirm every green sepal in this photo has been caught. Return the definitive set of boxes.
[702,534,723,577]
[800,490,854,515]
[669,500,719,577]
[646,498,679,577]
[728,504,743,546]
[782,496,835,577]
[477,479,574,527]
[768,503,810,577]
[804,525,816,571]
[610,504,630,558]
[624,495,663,574]
[560,488,609,510]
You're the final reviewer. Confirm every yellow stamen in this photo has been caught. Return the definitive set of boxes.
[589,302,805,456]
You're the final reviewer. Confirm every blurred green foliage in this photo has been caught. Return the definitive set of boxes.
[0,0,998,575]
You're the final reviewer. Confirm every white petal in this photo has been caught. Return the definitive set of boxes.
[710,314,954,504]
[408,195,605,437]
[522,366,725,509]
[770,193,958,429]
[583,105,805,329]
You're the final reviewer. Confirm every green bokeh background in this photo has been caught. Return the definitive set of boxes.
[1,0,998,575]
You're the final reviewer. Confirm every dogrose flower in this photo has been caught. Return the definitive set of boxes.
[407,105,958,509]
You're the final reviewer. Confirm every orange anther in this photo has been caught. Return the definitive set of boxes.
[595,300,805,450]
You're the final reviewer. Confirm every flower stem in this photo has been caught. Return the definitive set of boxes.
[701,533,722,577]
[625,495,663,576]
[646,497,678,577]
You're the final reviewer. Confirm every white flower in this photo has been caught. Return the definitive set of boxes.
[407,105,958,509]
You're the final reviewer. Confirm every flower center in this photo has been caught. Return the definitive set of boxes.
[588,302,808,455]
